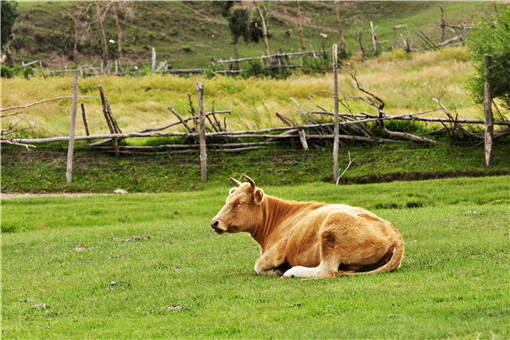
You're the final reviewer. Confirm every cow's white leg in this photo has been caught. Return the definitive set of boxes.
[282,263,333,279]
[282,266,315,278]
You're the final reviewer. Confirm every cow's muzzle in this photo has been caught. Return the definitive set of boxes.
[210,220,224,234]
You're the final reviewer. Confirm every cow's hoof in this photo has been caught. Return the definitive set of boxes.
[280,274,294,279]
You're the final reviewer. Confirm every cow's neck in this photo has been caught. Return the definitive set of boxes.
[250,195,303,251]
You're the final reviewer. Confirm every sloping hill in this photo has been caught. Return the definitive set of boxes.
[11,1,498,67]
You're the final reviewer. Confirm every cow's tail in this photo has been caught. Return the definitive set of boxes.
[340,229,405,277]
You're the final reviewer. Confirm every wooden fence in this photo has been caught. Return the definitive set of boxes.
[2,46,508,183]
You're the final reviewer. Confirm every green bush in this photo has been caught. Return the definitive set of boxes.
[243,59,265,77]
[241,59,291,80]
[302,55,331,74]
[0,65,13,78]
[468,6,510,109]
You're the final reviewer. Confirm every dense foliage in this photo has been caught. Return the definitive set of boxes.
[216,1,263,44]
[1,0,19,48]
[468,5,510,110]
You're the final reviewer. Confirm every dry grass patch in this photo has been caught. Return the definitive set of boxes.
[1,47,486,137]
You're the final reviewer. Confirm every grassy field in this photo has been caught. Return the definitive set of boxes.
[12,1,498,67]
[1,47,495,138]
[2,137,510,194]
[2,177,509,338]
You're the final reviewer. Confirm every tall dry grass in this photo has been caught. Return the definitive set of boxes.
[1,47,483,137]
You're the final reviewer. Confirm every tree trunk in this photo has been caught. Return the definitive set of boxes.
[297,1,306,51]
[73,17,79,61]
[256,2,270,56]
[440,7,446,43]
[335,1,347,56]
[95,1,108,64]
[358,28,367,57]
[370,21,378,56]
[112,4,123,60]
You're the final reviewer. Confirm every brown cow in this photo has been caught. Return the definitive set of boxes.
[210,175,405,279]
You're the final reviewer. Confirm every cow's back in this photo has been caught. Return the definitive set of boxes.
[272,203,395,267]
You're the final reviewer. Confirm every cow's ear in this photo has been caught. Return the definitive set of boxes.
[229,187,237,195]
[253,188,264,205]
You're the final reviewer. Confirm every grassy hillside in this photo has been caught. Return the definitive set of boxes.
[1,47,491,138]
[2,178,509,338]
[11,1,499,67]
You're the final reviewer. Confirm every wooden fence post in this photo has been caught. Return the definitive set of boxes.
[332,44,340,184]
[196,82,207,181]
[80,103,90,136]
[484,54,494,168]
[152,47,156,72]
[66,75,78,183]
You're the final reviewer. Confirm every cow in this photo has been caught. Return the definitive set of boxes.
[210,175,405,279]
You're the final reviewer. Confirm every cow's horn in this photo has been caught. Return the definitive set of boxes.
[243,174,256,190]
[230,177,242,186]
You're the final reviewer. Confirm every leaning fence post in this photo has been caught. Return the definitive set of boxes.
[332,44,340,184]
[196,82,207,181]
[66,75,78,183]
[81,102,90,136]
[484,54,494,168]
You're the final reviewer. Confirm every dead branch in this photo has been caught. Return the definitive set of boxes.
[0,111,24,118]
[275,112,295,127]
[1,96,99,112]
[336,151,357,185]
[168,106,193,133]
[344,66,435,144]
[0,139,36,149]
[432,97,482,140]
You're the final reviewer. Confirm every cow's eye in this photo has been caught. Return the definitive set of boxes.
[235,201,244,207]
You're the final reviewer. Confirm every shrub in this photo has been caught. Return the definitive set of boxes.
[390,49,411,61]
[241,59,292,80]
[468,6,510,109]
[302,55,330,74]
[0,65,13,78]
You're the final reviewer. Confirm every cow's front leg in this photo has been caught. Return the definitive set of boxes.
[254,249,287,277]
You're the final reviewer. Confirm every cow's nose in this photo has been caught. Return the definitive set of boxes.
[211,220,219,229]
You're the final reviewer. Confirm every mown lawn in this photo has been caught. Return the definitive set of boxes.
[2,177,509,338]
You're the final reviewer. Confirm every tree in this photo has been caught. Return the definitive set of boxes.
[216,1,263,45]
[95,0,108,63]
[296,1,306,51]
[468,6,510,111]
[1,1,19,49]
[334,1,347,57]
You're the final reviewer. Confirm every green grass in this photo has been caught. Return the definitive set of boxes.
[2,138,510,194]
[2,177,509,338]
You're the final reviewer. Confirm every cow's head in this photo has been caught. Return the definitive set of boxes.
[210,175,264,234]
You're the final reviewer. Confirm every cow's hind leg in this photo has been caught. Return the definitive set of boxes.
[282,212,366,279]
[282,230,343,279]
